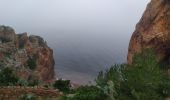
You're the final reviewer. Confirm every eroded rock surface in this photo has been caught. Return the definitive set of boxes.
[128,0,170,64]
[0,25,55,82]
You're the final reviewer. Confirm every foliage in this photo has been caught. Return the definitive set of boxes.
[96,49,170,100]
[56,96,71,100]
[71,86,106,100]
[27,55,37,70]
[4,52,12,58]
[28,79,41,86]
[0,48,170,100]
[53,79,71,93]
[96,64,123,89]
[17,79,29,86]
[26,75,41,86]
[19,94,37,100]
[43,83,53,89]
[0,67,19,86]
[0,61,4,69]
[58,86,106,100]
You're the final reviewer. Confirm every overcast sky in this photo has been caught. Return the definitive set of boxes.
[0,0,149,34]
[0,0,149,56]
[0,0,150,84]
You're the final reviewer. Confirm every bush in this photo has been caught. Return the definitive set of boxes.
[58,86,106,100]
[4,52,12,58]
[19,94,37,100]
[0,67,19,86]
[72,86,106,100]
[53,79,71,93]
[26,75,41,86]
[27,55,36,70]
[96,49,170,100]
[17,79,28,86]
[28,79,41,87]
[0,61,4,69]
[43,83,53,89]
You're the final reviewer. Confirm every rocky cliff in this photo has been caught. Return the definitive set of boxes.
[128,0,170,64]
[0,25,55,82]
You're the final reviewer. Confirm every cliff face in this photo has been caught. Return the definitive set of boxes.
[0,25,55,82]
[128,0,170,64]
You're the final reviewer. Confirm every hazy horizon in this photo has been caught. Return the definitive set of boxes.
[0,0,149,84]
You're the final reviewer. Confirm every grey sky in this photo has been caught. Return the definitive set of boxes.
[0,0,150,84]
[0,0,149,57]
[0,0,149,33]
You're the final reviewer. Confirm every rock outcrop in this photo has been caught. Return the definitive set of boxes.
[0,25,55,82]
[128,0,170,64]
[0,26,15,42]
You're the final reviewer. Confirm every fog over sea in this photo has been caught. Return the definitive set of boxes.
[0,0,149,84]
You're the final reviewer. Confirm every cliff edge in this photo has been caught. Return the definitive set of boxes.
[128,0,170,64]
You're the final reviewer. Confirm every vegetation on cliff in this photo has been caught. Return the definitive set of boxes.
[0,25,55,82]
[0,67,19,86]
[1,48,170,100]
[56,49,170,100]
[0,25,56,99]
[5,48,164,100]
[96,49,170,100]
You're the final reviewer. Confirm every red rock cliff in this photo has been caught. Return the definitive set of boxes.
[0,25,55,82]
[128,0,170,64]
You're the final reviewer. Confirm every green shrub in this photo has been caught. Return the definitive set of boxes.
[72,86,106,100]
[19,94,37,100]
[43,83,53,89]
[0,61,4,69]
[26,75,41,86]
[53,79,71,93]
[59,86,106,100]
[28,79,41,86]
[17,79,28,86]
[0,67,19,86]
[4,52,12,58]
[96,49,170,100]
[27,55,36,70]
[56,96,72,100]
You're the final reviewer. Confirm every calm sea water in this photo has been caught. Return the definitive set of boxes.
[49,30,129,84]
